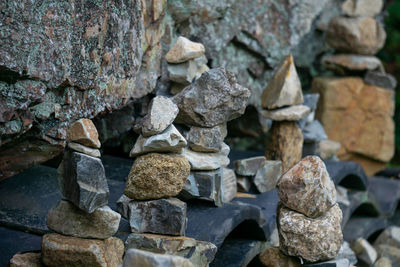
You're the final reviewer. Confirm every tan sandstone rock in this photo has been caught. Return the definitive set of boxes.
[259,247,300,267]
[9,252,43,267]
[165,36,205,64]
[68,119,101,148]
[342,0,383,17]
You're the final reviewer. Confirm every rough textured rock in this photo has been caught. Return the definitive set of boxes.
[222,168,237,203]
[130,125,187,157]
[364,71,398,90]
[68,142,101,158]
[123,248,194,267]
[46,200,120,239]
[58,151,109,213]
[326,16,386,55]
[142,97,179,137]
[277,156,336,218]
[125,233,217,267]
[261,105,310,122]
[375,245,400,267]
[312,77,395,175]
[322,54,384,74]
[168,56,208,84]
[261,55,303,110]
[234,156,266,176]
[351,238,377,265]
[9,252,43,267]
[124,153,190,200]
[342,0,383,17]
[265,121,303,172]
[173,68,250,127]
[374,226,400,248]
[278,203,343,263]
[67,119,101,149]
[317,140,341,160]
[181,143,230,171]
[117,196,187,236]
[41,234,124,267]
[165,36,205,64]
[259,247,300,267]
[336,241,358,266]
[254,160,282,193]
[187,124,227,153]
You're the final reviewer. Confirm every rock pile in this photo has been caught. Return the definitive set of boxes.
[42,119,124,267]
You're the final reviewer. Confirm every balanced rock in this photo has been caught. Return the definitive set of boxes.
[351,238,377,265]
[142,96,179,137]
[68,142,101,158]
[125,233,217,267]
[41,234,124,267]
[187,124,227,153]
[261,105,310,121]
[117,196,187,236]
[278,203,343,262]
[222,168,237,203]
[277,156,336,218]
[234,156,266,176]
[58,151,109,213]
[68,118,101,148]
[46,200,120,239]
[322,54,384,74]
[181,143,230,171]
[168,55,208,85]
[130,125,187,157]
[261,54,303,109]
[326,16,386,55]
[342,0,383,17]
[123,248,194,267]
[265,121,303,172]
[124,153,190,200]
[165,36,205,64]
[254,160,282,193]
[9,252,43,267]
[364,71,398,90]
[173,68,250,127]
[374,226,400,248]
[259,247,300,267]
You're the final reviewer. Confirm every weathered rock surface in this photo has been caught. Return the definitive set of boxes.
[165,36,205,64]
[278,203,343,262]
[342,0,383,17]
[259,247,300,267]
[58,151,109,213]
[261,105,310,121]
[130,125,187,157]
[181,143,230,171]
[142,97,179,137]
[303,120,328,143]
[68,119,101,149]
[322,54,384,74]
[261,55,303,109]
[117,196,187,236]
[374,226,400,248]
[9,252,43,267]
[222,168,237,203]
[375,245,400,267]
[299,93,320,128]
[123,248,194,267]
[173,68,250,127]
[317,140,341,160]
[365,71,398,90]
[234,156,266,176]
[41,233,124,267]
[67,142,101,158]
[187,124,227,153]
[265,121,303,172]
[326,16,386,55]
[254,160,282,193]
[277,156,336,218]
[46,200,120,239]
[336,241,358,266]
[351,238,377,265]
[125,233,217,267]
[124,153,190,200]
[168,56,208,84]
[312,77,395,175]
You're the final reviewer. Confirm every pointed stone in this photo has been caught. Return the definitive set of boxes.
[165,36,205,64]
[342,0,383,17]
[187,124,227,153]
[180,143,230,171]
[68,118,101,148]
[123,248,194,267]
[68,142,101,158]
[222,168,237,203]
[254,160,282,193]
[130,125,187,157]
[234,156,266,176]
[237,176,252,192]
[261,55,303,109]
[261,105,310,121]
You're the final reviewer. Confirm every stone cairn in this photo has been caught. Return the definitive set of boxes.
[41,119,124,267]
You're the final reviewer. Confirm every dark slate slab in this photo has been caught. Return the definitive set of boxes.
[324,161,368,190]
[376,168,400,179]
[368,177,400,218]
[228,150,264,169]
[341,191,381,226]
[343,216,388,242]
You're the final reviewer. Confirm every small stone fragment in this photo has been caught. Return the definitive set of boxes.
[342,0,383,17]
[237,176,252,192]
[180,143,230,171]
[375,245,400,266]
[364,71,398,90]
[168,55,208,85]
[130,125,187,157]
[123,248,194,267]
[278,203,343,262]
[222,168,237,203]
[261,105,310,121]
[41,233,124,267]
[165,36,205,64]
[373,257,393,267]
[124,153,190,200]
[277,156,336,218]
[336,241,358,266]
[117,196,187,236]
[234,156,266,176]
[142,96,179,137]
[9,252,43,267]
[322,54,384,74]
[261,54,303,109]
[317,140,341,160]
[299,93,320,129]
[68,142,101,158]
[374,226,400,248]
[259,247,300,267]
[125,233,217,267]
[68,118,101,148]
[187,124,227,153]
[351,238,377,265]
[58,151,109,213]
[303,120,328,143]
[254,160,282,193]
[46,200,120,239]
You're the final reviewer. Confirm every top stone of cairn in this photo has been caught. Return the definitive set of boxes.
[68,119,101,149]
[165,36,205,64]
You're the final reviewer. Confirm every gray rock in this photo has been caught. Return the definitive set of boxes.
[117,196,187,236]
[180,143,230,171]
[68,142,101,158]
[222,168,237,203]
[124,233,217,267]
[342,0,383,17]
[237,176,252,193]
[336,241,357,266]
[130,125,187,157]
[142,96,179,137]
[351,238,377,265]
[46,200,120,239]
[299,93,320,129]
[165,36,205,64]
[260,105,310,121]
[322,54,384,74]
[317,140,341,160]
[123,248,194,267]
[187,124,227,153]
[57,151,109,213]
[336,186,351,207]
[254,160,282,193]
[167,55,208,85]
[375,245,400,267]
[303,120,328,143]
[364,71,397,90]
[179,169,224,207]
[173,68,251,127]
[234,156,266,176]
[374,226,400,248]
[303,259,350,267]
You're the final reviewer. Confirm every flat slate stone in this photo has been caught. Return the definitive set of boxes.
[368,177,400,217]
[343,216,388,242]
[324,161,368,190]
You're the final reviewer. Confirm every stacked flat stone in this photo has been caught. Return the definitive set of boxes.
[276,156,343,263]
[42,118,124,267]
[166,36,210,95]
